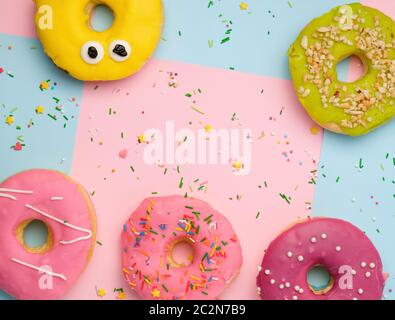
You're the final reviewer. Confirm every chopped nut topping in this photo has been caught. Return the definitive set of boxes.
[298,6,395,129]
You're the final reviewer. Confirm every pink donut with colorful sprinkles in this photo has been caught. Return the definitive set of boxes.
[257,218,385,300]
[121,196,242,300]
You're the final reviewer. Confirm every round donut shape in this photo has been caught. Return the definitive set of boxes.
[121,196,243,300]
[0,170,96,299]
[34,0,163,81]
[289,3,395,136]
[256,218,385,300]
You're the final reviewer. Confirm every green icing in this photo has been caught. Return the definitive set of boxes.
[289,3,395,136]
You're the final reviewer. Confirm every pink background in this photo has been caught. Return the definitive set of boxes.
[68,61,322,299]
[1,0,322,300]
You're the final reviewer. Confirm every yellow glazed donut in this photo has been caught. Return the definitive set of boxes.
[289,4,395,136]
[34,0,163,81]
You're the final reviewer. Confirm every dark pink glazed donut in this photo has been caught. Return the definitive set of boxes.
[256,218,385,300]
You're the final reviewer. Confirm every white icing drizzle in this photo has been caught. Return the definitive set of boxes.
[11,258,67,281]
[25,204,92,245]
[0,193,16,200]
[50,197,64,201]
[0,188,34,194]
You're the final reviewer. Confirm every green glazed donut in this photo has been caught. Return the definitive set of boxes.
[289,3,395,136]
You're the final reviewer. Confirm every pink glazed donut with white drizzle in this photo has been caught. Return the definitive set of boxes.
[0,169,96,300]
[121,196,242,300]
[256,218,385,300]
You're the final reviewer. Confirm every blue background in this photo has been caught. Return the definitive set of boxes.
[2,0,394,300]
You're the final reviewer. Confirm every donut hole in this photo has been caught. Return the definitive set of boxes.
[17,219,53,254]
[89,4,114,32]
[336,54,367,83]
[168,239,195,268]
[307,265,334,295]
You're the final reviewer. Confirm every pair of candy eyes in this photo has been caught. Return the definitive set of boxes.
[81,40,131,64]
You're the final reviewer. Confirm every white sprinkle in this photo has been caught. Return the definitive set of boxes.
[50,196,63,201]
[361,262,367,268]
[0,188,34,194]
[270,279,276,285]
[292,295,298,300]
[321,233,327,239]
[297,255,304,262]
[287,251,293,258]
[302,88,311,98]
[294,285,300,291]
[365,272,371,278]
[301,35,308,50]
[353,297,358,300]
[11,258,67,281]
[369,262,376,269]
[25,203,92,245]
[279,284,285,289]
[0,193,17,200]
[264,269,271,275]
[258,266,262,272]
[310,237,317,243]
[335,246,342,252]
[285,282,290,288]
[299,288,304,294]
[351,269,357,275]
[358,288,364,295]
[318,26,331,33]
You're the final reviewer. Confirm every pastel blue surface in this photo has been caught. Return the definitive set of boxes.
[0,34,83,299]
[0,291,13,300]
[2,0,394,301]
[91,4,115,32]
[156,0,358,78]
[0,34,83,181]
[24,220,49,248]
[307,266,332,291]
[313,124,395,300]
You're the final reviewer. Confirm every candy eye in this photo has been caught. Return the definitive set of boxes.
[109,40,131,62]
[81,41,104,64]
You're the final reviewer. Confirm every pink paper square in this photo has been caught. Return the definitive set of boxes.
[69,59,323,300]
[0,0,37,38]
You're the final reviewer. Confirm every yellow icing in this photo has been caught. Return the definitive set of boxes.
[34,0,163,81]
[289,3,395,136]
